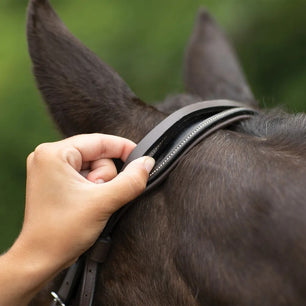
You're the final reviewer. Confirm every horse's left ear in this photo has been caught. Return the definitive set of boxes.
[184,9,257,107]
[26,0,164,141]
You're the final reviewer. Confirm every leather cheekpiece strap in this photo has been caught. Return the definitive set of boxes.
[50,260,83,306]
[79,237,111,306]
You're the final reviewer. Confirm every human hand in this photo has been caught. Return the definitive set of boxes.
[10,134,154,282]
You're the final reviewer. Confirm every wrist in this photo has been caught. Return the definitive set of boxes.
[0,238,63,306]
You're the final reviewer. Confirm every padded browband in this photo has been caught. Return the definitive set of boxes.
[126,100,255,188]
[51,100,257,306]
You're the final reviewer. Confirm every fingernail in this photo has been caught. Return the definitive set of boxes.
[144,157,155,174]
[95,179,105,184]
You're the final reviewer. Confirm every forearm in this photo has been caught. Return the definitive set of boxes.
[0,241,61,306]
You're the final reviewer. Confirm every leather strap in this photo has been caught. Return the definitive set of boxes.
[79,237,111,306]
[50,260,83,306]
[50,100,257,306]
[79,259,98,306]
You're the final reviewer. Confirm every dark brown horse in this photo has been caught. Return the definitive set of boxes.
[27,0,306,305]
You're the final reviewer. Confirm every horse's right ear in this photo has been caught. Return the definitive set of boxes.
[26,0,164,141]
[184,9,257,107]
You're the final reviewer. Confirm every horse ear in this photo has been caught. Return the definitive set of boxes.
[184,9,257,107]
[26,0,163,141]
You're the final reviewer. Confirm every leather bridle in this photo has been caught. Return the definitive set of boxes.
[50,100,257,306]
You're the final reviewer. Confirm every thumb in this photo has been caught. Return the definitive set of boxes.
[98,156,155,211]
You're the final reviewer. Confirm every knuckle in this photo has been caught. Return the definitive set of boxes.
[61,147,81,168]
[60,147,75,159]
[34,143,51,156]
[33,143,56,163]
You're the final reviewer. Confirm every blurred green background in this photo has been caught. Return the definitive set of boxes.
[0,0,305,252]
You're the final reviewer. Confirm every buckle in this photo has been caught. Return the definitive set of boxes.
[51,291,66,306]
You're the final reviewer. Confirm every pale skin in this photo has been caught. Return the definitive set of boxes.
[0,133,155,306]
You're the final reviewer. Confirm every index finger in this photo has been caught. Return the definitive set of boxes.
[61,133,136,162]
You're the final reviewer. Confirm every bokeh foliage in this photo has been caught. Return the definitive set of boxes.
[0,0,305,252]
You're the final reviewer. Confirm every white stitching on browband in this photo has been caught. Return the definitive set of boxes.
[149,108,248,177]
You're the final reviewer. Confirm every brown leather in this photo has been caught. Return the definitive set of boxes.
[79,259,98,306]
[50,100,257,306]
[124,99,253,163]
[88,236,111,263]
[146,112,253,191]
[51,261,83,306]
[78,237,111,306]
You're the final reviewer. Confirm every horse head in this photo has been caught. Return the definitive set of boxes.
[27,0,306,305]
